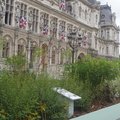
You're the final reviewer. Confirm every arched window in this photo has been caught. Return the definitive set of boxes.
[17,39,25,55]
[41,44,48,71]
[29,41,37,68]
[2,42,10,58]
[2,35,12,58]
[51,46,56,64]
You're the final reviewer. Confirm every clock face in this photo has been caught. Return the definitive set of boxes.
[101,14,105,19]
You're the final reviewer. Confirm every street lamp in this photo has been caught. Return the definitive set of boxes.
[67,29,82,63]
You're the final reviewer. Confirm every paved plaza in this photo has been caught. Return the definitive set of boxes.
[70,103,120,120]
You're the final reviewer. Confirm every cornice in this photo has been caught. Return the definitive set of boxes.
[26,0,99,30]
[100,24,120,31]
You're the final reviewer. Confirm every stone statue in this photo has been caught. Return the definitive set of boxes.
[15,2,21,27]
[28,8,33,31]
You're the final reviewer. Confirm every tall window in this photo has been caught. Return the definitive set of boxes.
[40,13,49,34]
[106,29,110,39]
[67,24,73,34]
[41,44,48,71]
[18,44,24,55]
[79,6,81,17]
[50,17,58,38]
[101,30,103,38]
[96,15,98,24]
[51,47,56,64]
[95,39,97,49]
[20,3,27,17]
[32,9,39,33]
[2,42,10,58]
[29,42,36,68]
[5,0,14,25]
[106,46,109,54]
[85,10,87,20]
[59,21,66,40]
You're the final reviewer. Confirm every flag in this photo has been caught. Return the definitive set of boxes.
[19,16,27,29]
[60,31,65,40]
[82,35,88,46]
[59,0,66,10]
[42,25,48,35]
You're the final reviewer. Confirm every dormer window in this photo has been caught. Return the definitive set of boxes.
[101,14,105,19]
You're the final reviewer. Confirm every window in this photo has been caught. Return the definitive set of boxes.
[20,3,27,17]
[67,24,73,34]
[32,9,39,33]
[95,39,97,49]
[59,21,66,40]
[18,44,24,55]
[29,42,36,68]
[66,3,72,15]
[51,47,56,64]
[96,15,98,23]
[2,42,10,58]
[106,46,109,54]
[101,30,104,38]
[18,3,27,29]
[107,29,110,39]
[41,44,48,71]
[50,17,58,38]
[101,14,105,19]
[79,6,81,17]
[85,10,87,20]
[40,13,49,35]
[5,0,14,25]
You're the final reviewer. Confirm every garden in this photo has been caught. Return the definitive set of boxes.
[0,55,120,120]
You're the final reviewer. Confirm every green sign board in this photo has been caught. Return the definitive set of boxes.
[70,103,120,120]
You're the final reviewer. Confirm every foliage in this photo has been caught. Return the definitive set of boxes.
[0,72,67,120]
[63,56,120,110]
[5,55,26,72]
[0,54,67,120]
[65,56,119,88]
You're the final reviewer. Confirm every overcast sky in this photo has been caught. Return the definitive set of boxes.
[99,0,120,26]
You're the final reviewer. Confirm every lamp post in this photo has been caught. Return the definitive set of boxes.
[67,29,82,63]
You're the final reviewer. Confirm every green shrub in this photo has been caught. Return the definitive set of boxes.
[0,71,67,120]
[63,56,120,110]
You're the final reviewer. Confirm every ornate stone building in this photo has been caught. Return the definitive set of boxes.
[0,0,119,77]
[99,4,119,58]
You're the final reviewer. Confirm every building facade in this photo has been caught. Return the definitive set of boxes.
[99,4,119,58]
[0,0,119,77]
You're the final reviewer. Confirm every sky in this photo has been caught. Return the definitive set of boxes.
[99,0,120,26]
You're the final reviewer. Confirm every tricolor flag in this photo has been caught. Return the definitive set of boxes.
[60,31,65,40]
[19,16,27,29]
[59,0,66,10]
[82,35,88,46]
[42,25,48,35]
